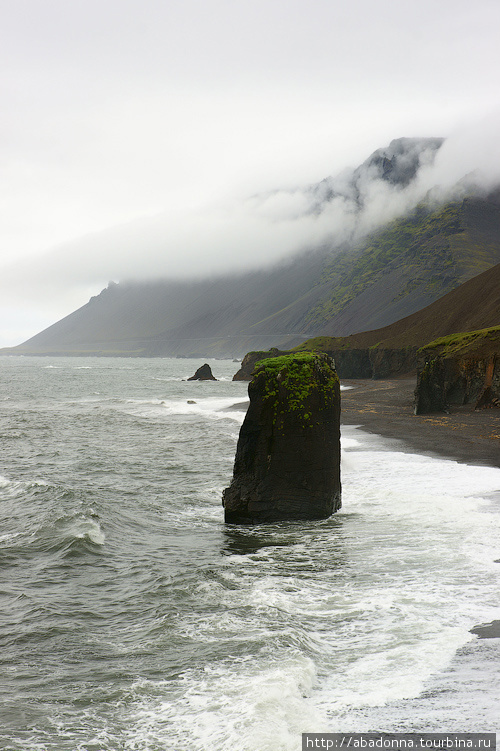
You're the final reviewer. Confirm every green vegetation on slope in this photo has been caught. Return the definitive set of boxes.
[292,336,352,352]
[292,215,500,361]
[305,194,500,335]
[418,326,500,358]
[306,202,465,328]
[6,185,500,359]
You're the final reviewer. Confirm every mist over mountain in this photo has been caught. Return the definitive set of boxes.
[5,136,500,359]
[2,136,448,296]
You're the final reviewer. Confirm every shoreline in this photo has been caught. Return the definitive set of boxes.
[341,378,500,469]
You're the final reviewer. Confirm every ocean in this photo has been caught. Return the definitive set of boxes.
[0,356,499,751]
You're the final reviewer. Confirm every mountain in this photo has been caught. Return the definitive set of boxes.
[301,192,500,336]
[5,138,500,359]
[288,258,500,379]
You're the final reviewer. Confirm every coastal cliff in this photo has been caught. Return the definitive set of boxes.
[414,327,500,414]
[223,353,341,524]
[233,346,416,381]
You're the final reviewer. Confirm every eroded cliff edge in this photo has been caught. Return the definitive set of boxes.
[414,327,500,414]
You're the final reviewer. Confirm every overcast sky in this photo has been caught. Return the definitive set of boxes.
[1,0,500,346]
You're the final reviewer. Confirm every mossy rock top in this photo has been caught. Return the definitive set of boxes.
[253,352,339,417]
[254,349,337,375]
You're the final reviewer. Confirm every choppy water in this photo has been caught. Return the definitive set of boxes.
[0,356,499,750]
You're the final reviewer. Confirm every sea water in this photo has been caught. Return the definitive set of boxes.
[0,356,498,751]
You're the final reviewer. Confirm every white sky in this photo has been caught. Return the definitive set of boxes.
[1,0,500,346]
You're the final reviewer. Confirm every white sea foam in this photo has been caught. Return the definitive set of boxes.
[117,395,247,424]
[159,396,247,423]
[0,531,22,543]
[68,516,106,545]
[2,358,499,748]
[151,376,185,382]
[0,474,49,499]
[171,425,500,739]
[125,656,325,751]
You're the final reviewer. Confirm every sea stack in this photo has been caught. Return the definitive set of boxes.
[187,363,217,381]
[223,352,341,523]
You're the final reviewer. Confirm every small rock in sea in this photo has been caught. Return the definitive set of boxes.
[187,400,197,404]
[187,364,217,381]
[470,620,500,638]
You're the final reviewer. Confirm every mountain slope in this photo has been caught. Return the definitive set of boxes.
[5,138,500,359]
[9,248,330,356]
[294,257,500,354]
[305,194,500,335]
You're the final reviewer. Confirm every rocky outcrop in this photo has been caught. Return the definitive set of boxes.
[223,353,341,524]
[330,347,417,379]
[413,356,448,414]
[234,346,417,381]
[470,620,500,638]
[187,363,217,381]
[414,329,500,413]
[232,348,292,381]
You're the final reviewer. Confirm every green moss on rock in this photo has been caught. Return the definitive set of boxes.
[253,352,339,429]
[223,351,341,523]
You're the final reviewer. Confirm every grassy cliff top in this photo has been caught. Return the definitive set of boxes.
[418,325,500,359]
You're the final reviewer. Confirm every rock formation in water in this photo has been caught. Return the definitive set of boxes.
[187,364,217,381]
[223,352,341,524]
[470,620,500,638]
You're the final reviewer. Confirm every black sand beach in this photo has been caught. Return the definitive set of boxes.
[341,378,500,469]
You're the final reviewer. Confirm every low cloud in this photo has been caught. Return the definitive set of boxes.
[1,113,500,344]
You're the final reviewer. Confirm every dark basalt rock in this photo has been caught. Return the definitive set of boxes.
[223,353,341,524]
[187,364,217,381]
[414,349,500,414]
[470,620,500,638]
[232,348,291,381]
[414,356,447,414]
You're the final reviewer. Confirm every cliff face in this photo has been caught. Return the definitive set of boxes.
[329,347,417,379]
[414,328,500,414]
[233,346,417,380]
[223,353,341,524]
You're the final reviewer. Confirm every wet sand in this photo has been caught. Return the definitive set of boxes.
[341,378,500,469]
